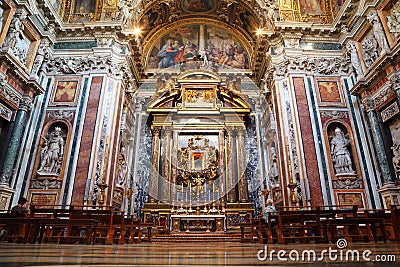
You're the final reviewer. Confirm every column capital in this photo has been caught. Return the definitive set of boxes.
[163,126,172,137]
[152,126,161,137]
[361,97,375,112]
[19,96,33,111]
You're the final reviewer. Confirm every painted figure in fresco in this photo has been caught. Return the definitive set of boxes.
[38,127,65,174]
[299,0,322,14]
[157,39,179,68]
[330,127,354,175]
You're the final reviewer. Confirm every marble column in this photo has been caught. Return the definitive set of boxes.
[0,97,31,184]
[149,127,161,202]
[237,127,248,202]
[365,102,393,183]
[226,127,236,203]
[162,127,172,202]
[171,131,179,204]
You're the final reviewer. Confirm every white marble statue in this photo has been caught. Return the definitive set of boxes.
[119,0,133,27]
[368,10,390,53]
[31,40,49,76]
[3,12,25,48]
[0,8,4,32]
[268,146,279,186]
[330,128,355,175]
[346,41,364,79]
[390,119,400,180]
[38,127,65,175]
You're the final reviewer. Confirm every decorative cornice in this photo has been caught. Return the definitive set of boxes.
[45,55,126,77]
[47,110,74,120]
[273,55,350,78]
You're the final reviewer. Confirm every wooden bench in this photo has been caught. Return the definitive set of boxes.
[276,207,325,244]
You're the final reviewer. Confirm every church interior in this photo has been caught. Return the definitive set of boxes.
[0,0,400,264]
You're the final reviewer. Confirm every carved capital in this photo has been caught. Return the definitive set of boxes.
[163,126,172,137]
[361,97,375,112]
[152,127,161,137]
[19,96,33,111]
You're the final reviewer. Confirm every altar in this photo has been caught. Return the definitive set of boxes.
[170,214,226,232]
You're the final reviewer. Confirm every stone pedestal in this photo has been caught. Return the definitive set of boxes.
[0,183,15,211]
[378,183,400,208]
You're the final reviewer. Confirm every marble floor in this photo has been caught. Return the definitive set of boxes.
[0,241,400,266]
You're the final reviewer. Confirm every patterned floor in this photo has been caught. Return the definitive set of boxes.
[0,241,400,266]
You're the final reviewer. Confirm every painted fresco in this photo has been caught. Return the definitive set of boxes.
[147,24,249,69]
[299,0,323,15]
[74,0,96,13]
[54,81,78,103]
[181,0,216,13]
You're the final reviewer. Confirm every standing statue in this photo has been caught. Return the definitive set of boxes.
[38,127,65,174]
[367,10,390,53]
[31,40,49,76]
[0,8,4,32]
[330,128,354,175]
[3,11,25,48]
[268,146,279,186]
[119,0,133,27]
[346,41,364,79]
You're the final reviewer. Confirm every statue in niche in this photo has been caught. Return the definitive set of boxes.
[119,0,133,27]
[116,147,128,187]
[3,12,25,48]
[387,1,400,39]
[367,10,390,53]
[0,8,4,31]
[392,142,400,180]
[31,40,49,76]
[346,41,364,79]
[269,146,279,186]
[263,1,278,29]
[330,127,355,175]
[361,36,380,68]
[38,127,65,175]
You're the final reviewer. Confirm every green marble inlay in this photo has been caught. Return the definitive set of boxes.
[32,14,45,30]
[300,42,342,51]
[53,41,98,50]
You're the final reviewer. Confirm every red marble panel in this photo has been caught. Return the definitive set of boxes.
[71,76,103,205]
[293,77,323,206]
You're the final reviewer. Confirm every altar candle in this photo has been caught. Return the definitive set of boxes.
[205,182,208,202]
